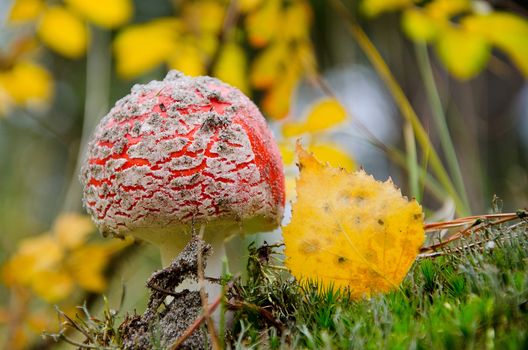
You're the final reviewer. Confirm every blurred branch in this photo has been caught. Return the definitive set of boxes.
[414,43,470,211]
[309,73,446,202]
[404,121,420,201]
[330,0,469,216]
[206,0,240,74]
[62,26,111,212]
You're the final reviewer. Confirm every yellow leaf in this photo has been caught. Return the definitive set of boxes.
[239,0,263,13]
[282,0,312,41]
[309,143,355,171]
[68,239,132,292]
[168,40,206,77]
[285,176,297,202]
[27,312,56,333]
[114,18,180,78]
[31,269,73,303]
[213,41,250,94]
[8,0,44,23]
[53,213,95,249]
[435,27,490,80]
[250,42,288,89]
[67,245,109,292]
[262,66,299,120]
[183,0,225,34]
[361,0,413,17]
[283,145,424,298]
[279,141,295,165]
[282,98,347,137]
[245,0,280,47]
[2,234,63,287]
[195,33,219,57]
[463,12,528,77]
[0,60,53,105]
[425,0,471,20]
[37,6,88,58]
[401,8,439,43]
[65,0,133,29]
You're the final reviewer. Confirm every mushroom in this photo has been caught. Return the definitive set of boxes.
[80,70,285,288]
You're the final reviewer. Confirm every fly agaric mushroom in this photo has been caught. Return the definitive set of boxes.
[80,70,285,282]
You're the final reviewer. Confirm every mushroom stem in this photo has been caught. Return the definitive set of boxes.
[158,230,228,284]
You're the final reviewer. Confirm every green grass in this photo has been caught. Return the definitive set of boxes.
[45,221,528,349]
[229,224,528,349]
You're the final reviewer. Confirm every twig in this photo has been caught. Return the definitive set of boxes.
[419,221,528,258]
[421,210,527,253]
[424,212,524,231]
[206,0,240,74]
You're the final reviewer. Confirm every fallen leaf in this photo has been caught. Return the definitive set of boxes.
[283,145,424,298]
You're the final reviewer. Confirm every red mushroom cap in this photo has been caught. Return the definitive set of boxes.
[81,71,285,240]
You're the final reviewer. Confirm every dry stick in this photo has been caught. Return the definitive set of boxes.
[419,221,528,258]
[196,225,221,350]
[424,212,522,231]
[421,212,527,253]
[170,294,223,350]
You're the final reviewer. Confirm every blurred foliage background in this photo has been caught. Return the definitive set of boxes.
[0,0,527,348]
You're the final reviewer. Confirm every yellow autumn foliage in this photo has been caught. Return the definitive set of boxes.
[0,61,53,108]
[401,8,439,42]
[309,143,355,171]
[362,0,413,17]
[65,0,133,28]
[37,6,88,59]
[213,41,250,94]
[250,42,288,89]
[462,13,528,77]
[114,18,180,78]
[245,0,281,47]
[282,1,312,41]
[2,213,132,303]
[282,98,347,137]
[435,27,490,80]
[168,40,206,77]
[283,146,424,298]
[183,0,225,34]
[8,0,43,23]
